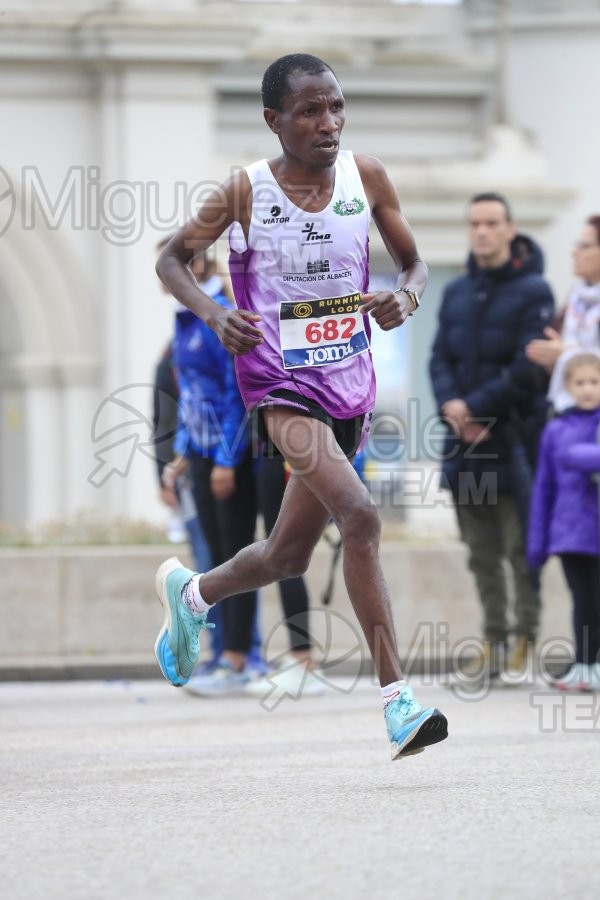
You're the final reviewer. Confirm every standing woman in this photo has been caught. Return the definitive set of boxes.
[526,215,600,376]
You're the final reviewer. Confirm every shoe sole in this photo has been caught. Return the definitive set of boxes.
[153,556,185,687]
[391,710,448,761]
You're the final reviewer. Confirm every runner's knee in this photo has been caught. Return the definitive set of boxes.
[339,495,380,545]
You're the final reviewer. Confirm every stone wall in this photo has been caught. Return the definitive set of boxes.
[0,540,572,680]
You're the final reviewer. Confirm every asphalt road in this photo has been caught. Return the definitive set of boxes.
[1,675,599,900]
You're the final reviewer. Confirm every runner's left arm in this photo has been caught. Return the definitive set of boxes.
[355,155,428,330]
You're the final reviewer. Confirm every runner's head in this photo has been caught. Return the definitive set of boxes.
[262,55,344,168]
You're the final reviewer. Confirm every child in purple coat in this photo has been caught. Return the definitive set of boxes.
[528,351,600,690]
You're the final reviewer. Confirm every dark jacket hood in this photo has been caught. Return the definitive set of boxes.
[467,233,545,281]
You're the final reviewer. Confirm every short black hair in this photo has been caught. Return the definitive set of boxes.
[469,191,513,222]
[586,215,600,246]
[261,54,336,110]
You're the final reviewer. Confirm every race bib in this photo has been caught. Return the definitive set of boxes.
[279,292,370,369]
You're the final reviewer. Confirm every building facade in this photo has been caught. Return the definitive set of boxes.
[0,0,597,528]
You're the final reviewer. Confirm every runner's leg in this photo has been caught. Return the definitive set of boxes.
[199,409,402,686]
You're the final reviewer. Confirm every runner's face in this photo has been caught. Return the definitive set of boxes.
[266,70,345,167]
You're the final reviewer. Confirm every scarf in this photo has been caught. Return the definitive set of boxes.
[561,280,600,350]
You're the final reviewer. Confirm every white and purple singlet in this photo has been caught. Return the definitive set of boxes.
[228,150,376,420]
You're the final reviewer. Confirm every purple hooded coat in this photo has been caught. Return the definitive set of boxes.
[527,406,600,568]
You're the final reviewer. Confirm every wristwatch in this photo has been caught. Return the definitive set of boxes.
[394,288,420,315]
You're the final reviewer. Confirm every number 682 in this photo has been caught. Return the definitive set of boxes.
[305,317,356,344]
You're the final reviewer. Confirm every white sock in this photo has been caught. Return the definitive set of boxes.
[381,679,407,709]
[181,574,211,616]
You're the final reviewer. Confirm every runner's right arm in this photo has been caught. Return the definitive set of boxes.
[156,172,264,354]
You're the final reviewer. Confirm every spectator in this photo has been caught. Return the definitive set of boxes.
[429,192,555,680]
[166,251,260,696]
[153,239,212,572]
[527,351,600,691]
[526,215,600,379]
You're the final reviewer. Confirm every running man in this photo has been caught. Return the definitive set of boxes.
[155,53,448,760]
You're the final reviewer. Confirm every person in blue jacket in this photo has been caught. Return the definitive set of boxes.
[528,350,600,692]
[165,251,260,695]
[153,237,213,573]
[430,192,555,680]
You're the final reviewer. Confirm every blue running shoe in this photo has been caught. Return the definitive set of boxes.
[154,556,214,687]
[384,684,448,761]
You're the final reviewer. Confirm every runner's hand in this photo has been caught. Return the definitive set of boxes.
[212,308,263,355]
[358,290,411,330]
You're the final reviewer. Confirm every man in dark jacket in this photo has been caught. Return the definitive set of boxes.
[429,192,555,679]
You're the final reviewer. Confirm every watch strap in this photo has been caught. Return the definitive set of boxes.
[394,288,420,315]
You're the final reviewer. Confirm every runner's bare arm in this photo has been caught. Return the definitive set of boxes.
[355,155,428,330]
[156,172,263,355]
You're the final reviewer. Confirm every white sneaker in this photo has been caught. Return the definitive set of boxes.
[587,663,600,692]
[183,657,250,697]
[244,653,325,701]
[553,663,592,692]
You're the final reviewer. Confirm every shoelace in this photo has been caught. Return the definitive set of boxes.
[181,605,215,635]
[387,687,420,718]
[401,688,418,710]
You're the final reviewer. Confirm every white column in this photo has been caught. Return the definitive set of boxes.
[97,64,219,523]
[0,387,28,525]
[61,382,105,517]
[24,384,63,526]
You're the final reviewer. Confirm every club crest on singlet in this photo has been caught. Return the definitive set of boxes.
[279,292,370,369]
